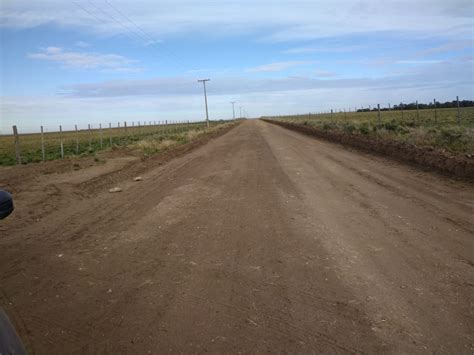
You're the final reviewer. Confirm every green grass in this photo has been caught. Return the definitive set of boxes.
[267,107,474,154]
[0,120,230,166]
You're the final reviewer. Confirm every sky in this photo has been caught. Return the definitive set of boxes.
[0,0,473,133]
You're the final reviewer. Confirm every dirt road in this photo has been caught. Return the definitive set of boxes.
[1,120,473,353]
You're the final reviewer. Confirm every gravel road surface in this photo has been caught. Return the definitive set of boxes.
[1,120,473,353]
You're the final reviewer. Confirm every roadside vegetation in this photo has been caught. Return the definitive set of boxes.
[0,120,239,166]
[132,121,238,157]
[266,107,474,155]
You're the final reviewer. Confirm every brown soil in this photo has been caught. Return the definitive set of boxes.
[0,120,473,353]
[263,119,474,180]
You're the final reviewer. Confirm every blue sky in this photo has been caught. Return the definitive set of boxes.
[1,0,473,133]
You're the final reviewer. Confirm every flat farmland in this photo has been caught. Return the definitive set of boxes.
[0,121,226,166]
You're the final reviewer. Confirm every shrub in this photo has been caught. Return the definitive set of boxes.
[358,123,370,135]
[383,120,399,131]
[343,123,356,134]
[322,122,336,130]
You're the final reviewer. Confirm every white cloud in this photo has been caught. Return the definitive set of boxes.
[56,59,471,99]
[246,61,316,73]
[284,45,365,54]
[75,41,90,48]
[396,60,443,64]
[413,40,473,58]
[0,0,472,42]
[27,47,142,72]
[314,70,336,78]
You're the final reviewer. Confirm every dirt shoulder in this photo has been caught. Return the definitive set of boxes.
[262,119,474,180]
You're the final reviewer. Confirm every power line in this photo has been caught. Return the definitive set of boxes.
[87,0,150,44]
[105,0,183,65]
[73,1,193,73]
[73,1,150,45]
[98,0,191,72]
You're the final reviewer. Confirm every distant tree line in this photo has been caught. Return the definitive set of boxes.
[357,100,474,112]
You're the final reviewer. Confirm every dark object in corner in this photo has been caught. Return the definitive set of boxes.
[0,190,14,220]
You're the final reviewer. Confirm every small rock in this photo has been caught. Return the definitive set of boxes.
[109,187,122,193]
[133,176,143,181]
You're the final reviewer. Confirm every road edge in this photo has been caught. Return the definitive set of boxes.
[262,119,473,182]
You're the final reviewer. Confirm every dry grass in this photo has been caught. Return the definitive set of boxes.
[270,108,474,154]
[0,120,236,166]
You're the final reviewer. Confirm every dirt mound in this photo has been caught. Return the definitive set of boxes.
[263,119,474,180]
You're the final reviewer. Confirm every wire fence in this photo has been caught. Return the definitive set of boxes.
[0,120,226,166]
[267,97,474,128]
[266,99,474,154]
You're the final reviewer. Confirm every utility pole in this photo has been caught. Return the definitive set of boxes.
[230,101,236,120]
[198,79,210,127]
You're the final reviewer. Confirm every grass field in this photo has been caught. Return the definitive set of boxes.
[0,120,232,166]
[266,107,474,154]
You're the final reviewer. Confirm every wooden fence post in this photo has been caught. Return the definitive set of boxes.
[109,123,113,146]
[59,125,64,158]
[75,124,79,154]
[416,100,419,124]
[377,104,381,127]
[99,123,103,148]
[124,121,128,144]
[88,124,92,149]
[433,98,437,123]
[12,125,21,165]
[40,126,45,161]
[456,96,461,124]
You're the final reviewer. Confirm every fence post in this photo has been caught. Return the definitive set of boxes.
[40,126,45,161]
[124,121,128,144]
[416,100,419,124]
[75,124,79,154]
[343,108,346,120]
[109,123,113,146]
[388,103,391,111]
[330,109,333,121]
[59,125,64,158]
[88,124,92,149]
[433,98,437,123]
[456,96,461,124]
[377,104,381,127]
[12,125,21,165]
[117,122,121,144]
[401,103,404,120]
[99,123,103,148]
